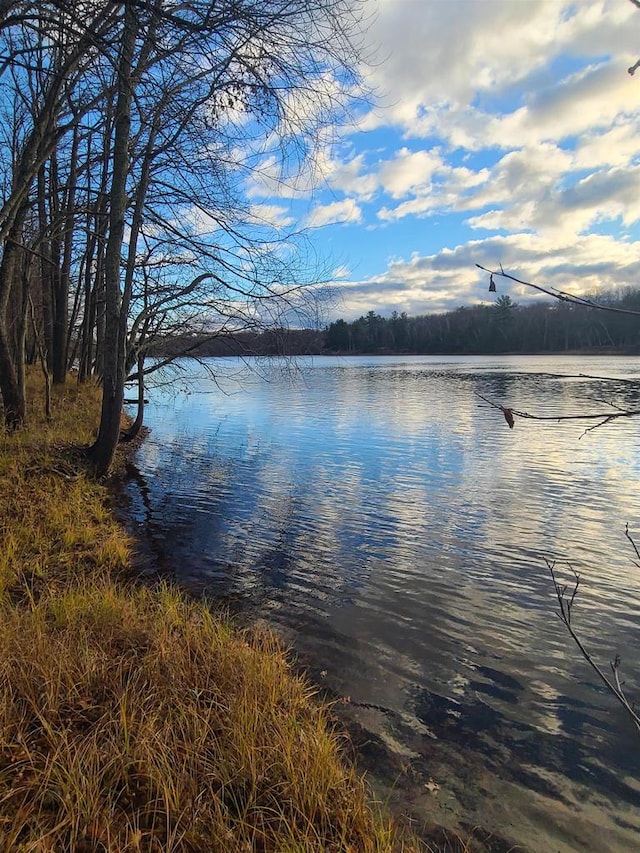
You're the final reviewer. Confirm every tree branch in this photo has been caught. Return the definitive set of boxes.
[475,392,640,431]
[625,522,640,568]
[547,556,640,734]
[476,263,640,318]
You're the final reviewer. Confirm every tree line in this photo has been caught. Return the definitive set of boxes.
[324,291,640,355]
[148,288,640,357]
[0,0,365,474]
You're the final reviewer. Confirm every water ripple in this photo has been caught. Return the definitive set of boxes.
[125,355,640,851]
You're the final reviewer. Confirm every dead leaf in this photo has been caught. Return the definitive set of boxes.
[502,407,514,429]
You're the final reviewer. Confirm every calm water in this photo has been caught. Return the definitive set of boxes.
[124,355,640,852]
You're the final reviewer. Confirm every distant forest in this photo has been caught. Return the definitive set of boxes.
[152,289,640,358]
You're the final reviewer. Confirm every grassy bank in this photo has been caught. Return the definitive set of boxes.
[0,373,419,852]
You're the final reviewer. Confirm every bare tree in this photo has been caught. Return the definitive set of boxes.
[0,1,120,428]
[83,0,367,476]
[0,0,366,457]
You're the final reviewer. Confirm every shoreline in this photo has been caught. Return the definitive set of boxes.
[114,353,640,853]
[115,426,525,853]
[0,372,418,853]
[148,347,640,360]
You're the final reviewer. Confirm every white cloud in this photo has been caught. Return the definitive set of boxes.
[334,231,640,318]
[238,0,640,321]
[574,123,640,169]
[332,264,351,279]
[376,157,492,222]
[378,194,439,222]
[326,153,378,199]
[306,198,362,228]
[537,165,640,230]
[247,203,295,229]
[362,0,555,113]
[486,61,640,149]
[468,164,640,238]
[377,147,443,198]
[360,0,638,132]
[373,125,640,235]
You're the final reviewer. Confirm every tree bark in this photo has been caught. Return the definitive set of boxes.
[52,125,79,383]
[37,162,54,370]
[121,350,145,442]
[0,201,28,428]
[89,0,135,476]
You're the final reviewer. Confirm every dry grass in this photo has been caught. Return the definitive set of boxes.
[0,583,410,851]
[0,374,128,604]
[0,371,421,852]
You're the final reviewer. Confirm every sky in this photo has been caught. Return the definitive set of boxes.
[245,0,640,322]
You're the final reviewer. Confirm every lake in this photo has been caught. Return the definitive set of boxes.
[123,354,640,852]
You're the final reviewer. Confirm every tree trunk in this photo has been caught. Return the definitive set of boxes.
[14,249,30,409]
[0,202,29,429]
[37,163,54,370]
[121,350,145,442]
[89,0,135,476]
[53,123,79,383]
[48,150,67,384]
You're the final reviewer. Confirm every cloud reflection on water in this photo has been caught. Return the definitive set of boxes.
[125,354,640,851]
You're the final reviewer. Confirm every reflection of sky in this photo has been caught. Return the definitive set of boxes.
[127,354,640,849]
[133,354,640,640]
[133,353,640,643]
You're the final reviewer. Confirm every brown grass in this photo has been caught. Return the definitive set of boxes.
[0,371,421,852]
[0,583,409,851]
[0,376,127,604]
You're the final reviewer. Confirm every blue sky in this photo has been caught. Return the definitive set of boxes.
[245,0,640,322]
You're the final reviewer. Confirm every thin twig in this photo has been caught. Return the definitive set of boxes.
[546,558,640,734]
[625,523,640,568]
[577,373,640,386]
[476,263,640,318]
[475,392,640,426]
